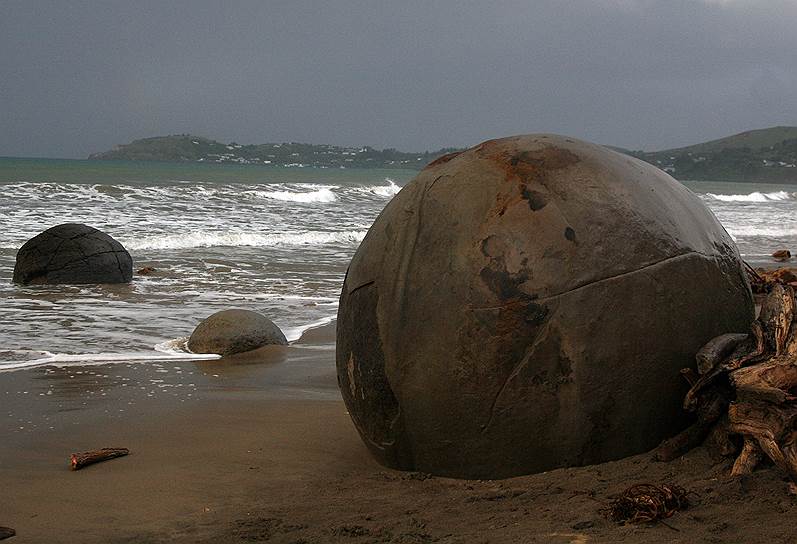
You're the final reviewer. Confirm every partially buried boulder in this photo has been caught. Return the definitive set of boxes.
[336,134,755,479]
[13,223,132,285]
[188,309,287,356]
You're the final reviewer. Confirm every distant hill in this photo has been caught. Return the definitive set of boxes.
[627,126,797,182]
[603,145,635,155]
[660,126,797,156]
[90,127,797,181]
[89,135,221,162]
[89,135,460,170]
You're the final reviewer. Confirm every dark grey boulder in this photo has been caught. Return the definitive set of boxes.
[13,223,132,285]
[188,309,287,356]
[336,134,754,479]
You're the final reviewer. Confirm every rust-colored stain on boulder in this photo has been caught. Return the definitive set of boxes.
[482,144,580,217]
[424,150,465,168]
[337,134,753,479]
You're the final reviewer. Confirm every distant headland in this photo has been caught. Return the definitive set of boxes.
[89,126,797,181]
[88,135,459,171]
[619,126,797,183]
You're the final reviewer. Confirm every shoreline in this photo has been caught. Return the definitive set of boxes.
[2,319,796,543]
[0,317,339,372]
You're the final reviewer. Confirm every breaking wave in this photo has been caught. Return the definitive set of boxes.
[123,230,367,250]
[1,179,404,204]
[253,186,338,203]
[362,178,401,197]
[705,191,793,203]
[725,226,797,238]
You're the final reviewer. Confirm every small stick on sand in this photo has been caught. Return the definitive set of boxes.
[70,448,130,470]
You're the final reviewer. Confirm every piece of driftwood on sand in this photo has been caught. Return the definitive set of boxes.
[70,448,130,470]
[655,276,797,488]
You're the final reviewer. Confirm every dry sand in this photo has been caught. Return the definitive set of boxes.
[2,323,796,543]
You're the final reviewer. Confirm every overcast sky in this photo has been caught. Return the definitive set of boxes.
[2,0,797,158]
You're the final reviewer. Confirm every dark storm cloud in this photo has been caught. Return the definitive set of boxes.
[2,0,796,158]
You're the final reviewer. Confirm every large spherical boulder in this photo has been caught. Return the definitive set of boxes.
[188,309,287,356]
[336,134,754,479]
[13,223,132,285]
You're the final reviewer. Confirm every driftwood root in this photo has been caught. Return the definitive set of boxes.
[656,280,797,487]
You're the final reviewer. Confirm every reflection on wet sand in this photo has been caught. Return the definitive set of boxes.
[1,321,340,437]
[194,344,290,376]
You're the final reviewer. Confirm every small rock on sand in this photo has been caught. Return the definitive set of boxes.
[188,309,287,356]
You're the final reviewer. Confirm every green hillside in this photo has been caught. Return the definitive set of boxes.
[88,135,222,162]
[90,127,797,181]
[662,126,797,155]
[89,135,458,170]
[625,126,797,182]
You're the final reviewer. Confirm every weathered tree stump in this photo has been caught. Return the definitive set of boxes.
[655,281,797,488]
[70,448,129,470]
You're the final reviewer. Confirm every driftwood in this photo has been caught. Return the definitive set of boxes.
[70,448,129,470]
[655,280,797,487]
[747,264,797,293]
[0,527,15,540]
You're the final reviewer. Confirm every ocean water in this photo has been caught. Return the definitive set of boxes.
[0,158,413,371]
[0,157,794,371]
[686,180,797,261]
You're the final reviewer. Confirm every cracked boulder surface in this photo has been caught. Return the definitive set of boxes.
[12,223,133,285]
[336,134,755,479]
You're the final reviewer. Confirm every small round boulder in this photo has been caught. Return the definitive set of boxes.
[188,309,287,356]
[13,223,132,285]
[336,134,754,479]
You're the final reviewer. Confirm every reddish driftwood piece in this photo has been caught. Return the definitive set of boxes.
[731,438,763,476]
[749,265,797,293]
[70,447,129,470]
[656,282,797,487]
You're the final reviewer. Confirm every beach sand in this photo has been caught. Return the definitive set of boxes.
[2,323,796,543]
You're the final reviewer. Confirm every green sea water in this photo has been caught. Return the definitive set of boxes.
[0,157,414,370]
[1,156,796,372]
[0,156,416,185]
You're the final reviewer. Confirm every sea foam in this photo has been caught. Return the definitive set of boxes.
[706,191,793,203]
[364,178,401,197]
[725,226,797,238]
[124,230,367,250]
[253,186,338,203]
[0,349,220,372]
[281,314,338,343]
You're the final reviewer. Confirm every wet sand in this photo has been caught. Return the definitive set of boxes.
[2,322,796,543]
